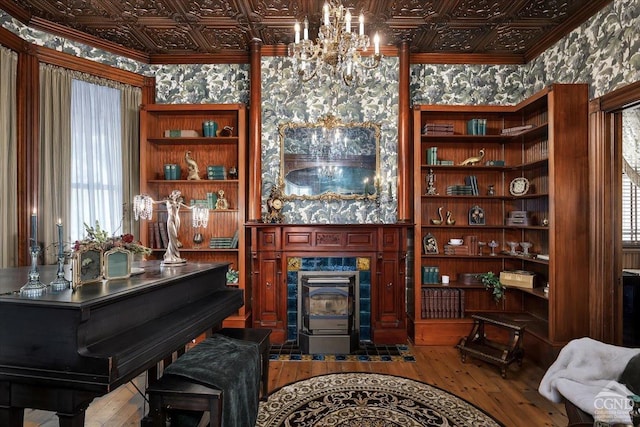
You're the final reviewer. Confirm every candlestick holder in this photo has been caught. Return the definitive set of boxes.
[20,245,47,297]
[50,254,70,291]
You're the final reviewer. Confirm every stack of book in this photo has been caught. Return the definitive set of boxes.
[209,237,233,249]
[443,244,469,255]
[506,210,531,226]
[446,184,474,195]
[209,230,239,249]
[501,124,534,135]
[163,129,198,138]
[422,123,454,135]
[207,165,226,180]
[421,288,465,319]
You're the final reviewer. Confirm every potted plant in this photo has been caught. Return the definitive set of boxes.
[226,268,239,287]
[477,271,506,303]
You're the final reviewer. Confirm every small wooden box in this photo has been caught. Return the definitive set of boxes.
[500,270,536,288]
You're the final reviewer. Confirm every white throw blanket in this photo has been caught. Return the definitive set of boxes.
[539,337,640,424]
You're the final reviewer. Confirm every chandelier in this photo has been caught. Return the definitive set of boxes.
[288,1,381,85]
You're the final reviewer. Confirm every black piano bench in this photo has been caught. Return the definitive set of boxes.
[142,328,271,427]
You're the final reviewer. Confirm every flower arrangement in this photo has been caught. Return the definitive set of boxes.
[73,221,151,256]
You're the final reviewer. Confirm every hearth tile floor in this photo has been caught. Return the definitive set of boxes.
[269,342,415,362]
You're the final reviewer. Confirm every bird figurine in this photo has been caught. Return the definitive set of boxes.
[459,148,485,166]
[431,207,444,225]
[185,150,201,180]
[446,210,456,225]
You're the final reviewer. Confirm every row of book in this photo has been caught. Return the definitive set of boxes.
[422,123,454,135]
[421,288,465,319]
[147,221,169,249]
[421,266,440,284]
[207,165,226,180]
[467,118,487,135]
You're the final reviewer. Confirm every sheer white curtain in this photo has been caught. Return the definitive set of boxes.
[0,46,18,267]
[70,79,123,240]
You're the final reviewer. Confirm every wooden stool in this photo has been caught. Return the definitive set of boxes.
[142,328,271,427]
[456,313,526,378]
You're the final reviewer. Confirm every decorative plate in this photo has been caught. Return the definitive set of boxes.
[509,177,530,196]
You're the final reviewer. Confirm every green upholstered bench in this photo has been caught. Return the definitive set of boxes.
[142,328,271,427]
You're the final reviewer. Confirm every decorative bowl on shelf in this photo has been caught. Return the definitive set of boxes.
[448,238,463,246]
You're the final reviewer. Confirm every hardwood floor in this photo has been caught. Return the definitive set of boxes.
[23,345,568,427]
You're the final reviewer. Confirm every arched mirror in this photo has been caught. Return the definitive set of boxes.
[279,115,380,200]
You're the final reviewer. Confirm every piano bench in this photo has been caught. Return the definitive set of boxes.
[142,328,271,427]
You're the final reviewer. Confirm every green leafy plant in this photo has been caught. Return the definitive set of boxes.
[477,271,506,302]
[226,268,239,284]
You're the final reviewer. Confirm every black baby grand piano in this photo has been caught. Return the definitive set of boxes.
[0,261,243,427]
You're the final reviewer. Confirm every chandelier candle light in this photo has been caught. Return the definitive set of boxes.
[289,1,381,85]
[133,190,209,265]
[50,218,70,291]
[20,208,47,297]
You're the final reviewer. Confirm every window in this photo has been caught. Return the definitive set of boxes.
[70,79,123,240]
[622,107,640,244]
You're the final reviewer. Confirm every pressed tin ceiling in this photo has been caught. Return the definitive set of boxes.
[0,0,614,64]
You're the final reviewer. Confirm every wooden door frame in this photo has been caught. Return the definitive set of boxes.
[589,80,640,344]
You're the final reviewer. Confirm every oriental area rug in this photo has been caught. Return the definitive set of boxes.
[255,373,503,427]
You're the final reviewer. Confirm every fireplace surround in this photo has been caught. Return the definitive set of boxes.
[248,224,410,346]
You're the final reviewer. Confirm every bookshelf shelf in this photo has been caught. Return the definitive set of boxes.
[411,84,590,367]
[140,103,250,327]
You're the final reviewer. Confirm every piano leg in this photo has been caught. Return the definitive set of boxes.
[56,410,87,427]
[0,406,24,427]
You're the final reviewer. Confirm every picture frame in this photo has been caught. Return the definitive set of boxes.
[103,247,132,280]
[72,248,103,286]
[423,233,439,254]
[468,205,486,225]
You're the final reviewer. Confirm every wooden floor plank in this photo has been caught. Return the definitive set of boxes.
[22,344,568,426]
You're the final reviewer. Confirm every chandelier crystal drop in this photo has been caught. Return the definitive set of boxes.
[288,1,381,85]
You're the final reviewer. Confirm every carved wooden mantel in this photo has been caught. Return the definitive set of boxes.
[246,224,411,344]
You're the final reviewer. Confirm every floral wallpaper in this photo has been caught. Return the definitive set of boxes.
[261,56,399,224]
[1,0,639,223]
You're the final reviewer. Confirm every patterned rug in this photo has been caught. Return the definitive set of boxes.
[269,343,416,362]
[256,373,503,426]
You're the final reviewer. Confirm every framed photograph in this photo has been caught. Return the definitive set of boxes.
[468,205,486,225]
[423,233,439,254]
[72,248,103,286]
[103,247,132,280]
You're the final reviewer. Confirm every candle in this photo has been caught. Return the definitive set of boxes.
[374,33,380,55]
[294,22,300,43]
[363,178,369,195]
[345,10,351,33]
[323,3,329,26]
[359,14,364,36]
[57,219,64,257]
[31,209,37,249]
[303,18,309,40]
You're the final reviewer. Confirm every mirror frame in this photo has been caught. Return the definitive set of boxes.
[278,115,381,201]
